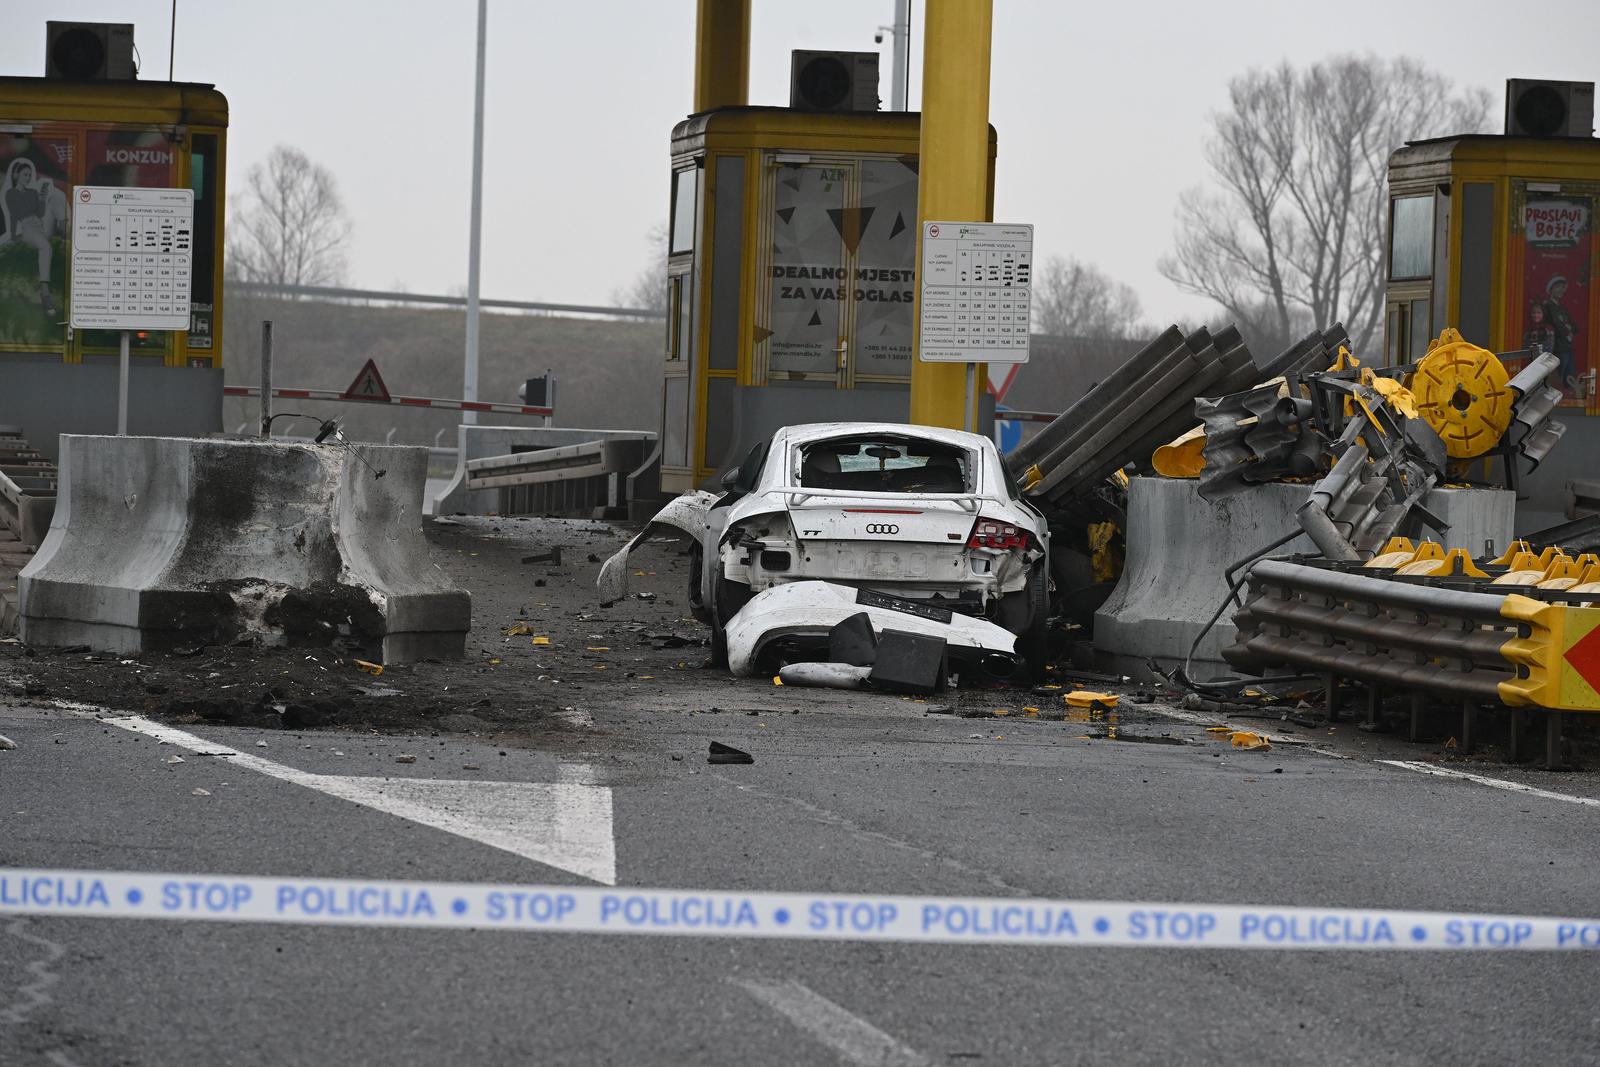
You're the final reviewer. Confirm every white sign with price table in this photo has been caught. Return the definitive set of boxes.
[69,185,194,331]
[917,221,1032,364]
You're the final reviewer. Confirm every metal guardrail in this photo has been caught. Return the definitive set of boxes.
[224,385,553,419]
[0,439,58,550]
[467,437,652,518]
[230,282,667,321]
[1227,544,1600,716]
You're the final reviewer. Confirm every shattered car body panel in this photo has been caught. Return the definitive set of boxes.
[596,490,716,606]
[723,580,1020,678]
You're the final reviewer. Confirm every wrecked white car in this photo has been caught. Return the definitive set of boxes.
[601,422,1050,673]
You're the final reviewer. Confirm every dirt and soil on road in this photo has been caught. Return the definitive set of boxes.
[2,515,1593,770]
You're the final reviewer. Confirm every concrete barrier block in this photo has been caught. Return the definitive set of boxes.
[19,436,469,662]
[1094,477,1514,680]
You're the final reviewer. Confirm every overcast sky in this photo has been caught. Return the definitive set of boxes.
[3,1,1596,322]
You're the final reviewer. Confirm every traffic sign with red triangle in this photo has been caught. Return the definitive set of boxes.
[342,359,391,403]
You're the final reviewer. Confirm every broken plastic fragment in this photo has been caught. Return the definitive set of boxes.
[532,636,551,646]
[1230,731,1271,750]
[503,623,532,637]
[1064,691,1119,709]
[708,741,754,765]
[355,659,384,676]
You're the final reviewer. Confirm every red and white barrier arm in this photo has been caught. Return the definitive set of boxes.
[222,386,553,418]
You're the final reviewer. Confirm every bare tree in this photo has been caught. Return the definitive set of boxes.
[1032,256,1145,339]
[227,145,352,288]
[1160,56,1491,356]
[613,224,668,313]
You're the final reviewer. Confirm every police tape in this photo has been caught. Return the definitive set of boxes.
[3,867,1599,951]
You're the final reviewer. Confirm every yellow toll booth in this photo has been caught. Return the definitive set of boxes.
[0,76,228,451]
[1386,133,1600,412]
[661,107,995,494]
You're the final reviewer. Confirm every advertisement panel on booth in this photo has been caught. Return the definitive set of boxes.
[1517,196,1592,405]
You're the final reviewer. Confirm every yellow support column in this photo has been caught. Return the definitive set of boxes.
[694,0,751,112]
[912,0,993,429]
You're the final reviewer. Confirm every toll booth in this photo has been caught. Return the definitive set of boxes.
[0,76,228,456]
[661,107,995,494]
[1385,128,1600,526]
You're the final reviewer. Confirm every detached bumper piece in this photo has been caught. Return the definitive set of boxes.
[726,581,1020,687]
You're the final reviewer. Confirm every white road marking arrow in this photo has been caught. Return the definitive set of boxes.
[74,711,617,885]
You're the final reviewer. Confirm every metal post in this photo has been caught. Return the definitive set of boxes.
[117,330,130,435]
[1508,708,1523,763]
[1364,685,1380,729]
[462,0,488,428]
[259,320,273,437]
[911,0,992,430]
[1324,672,1339,722]
[889,0,911,111]
[1460,701,1475,754]
[1545,711,1563,770]
[693,0,751,112]
[546,368,555,428]
[1408,691,1424,742]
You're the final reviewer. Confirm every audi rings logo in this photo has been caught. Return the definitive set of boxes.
[864,523,900,535]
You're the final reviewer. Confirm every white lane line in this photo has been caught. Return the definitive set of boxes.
[67,709,618,884]
[1379,760,1600,809]
[733,978,930,1067]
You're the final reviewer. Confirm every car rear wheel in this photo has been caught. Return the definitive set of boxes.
[709,574,753,669]
[999,563,1050,680]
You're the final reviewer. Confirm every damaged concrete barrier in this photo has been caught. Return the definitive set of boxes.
[19,435,469,661]
[1094,476,1513,678]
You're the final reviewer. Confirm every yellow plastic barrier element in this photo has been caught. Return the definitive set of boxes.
[1498,595,1600,711]
[1410,328,1513,459]
[1230,731,1271,750]
[1064,691,1120,710]
[1396,547,1489,578]
[1494,547,1571,585]
[1151,426,1207,478]
[1022,464,1042,492]
[1489,541,1533,567]
[1536,558,1589,590]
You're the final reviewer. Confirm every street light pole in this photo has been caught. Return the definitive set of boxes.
[463,0,487,426]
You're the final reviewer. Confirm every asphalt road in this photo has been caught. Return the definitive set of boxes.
[4,686,1600,1066]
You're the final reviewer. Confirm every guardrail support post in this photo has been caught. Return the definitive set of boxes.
[259,321,273,438]
[1460,701,1476,754]
[1324,672,1339,722]
[1545,711,1564,770]
[1508,709,1524,763]
[1408,692,1424,742]
[1364,685,1381,729]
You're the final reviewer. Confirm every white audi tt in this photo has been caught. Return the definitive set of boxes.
[602,422,1051,673]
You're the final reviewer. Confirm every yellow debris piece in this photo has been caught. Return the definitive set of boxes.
[1230,731,1271,750]
[531,636,551,646]
[1022,707,1040,718]
[993,708,1011,717]
[354,659,383,676]
[586,646,611,652]
[1206,726,1232,734]
[1152,426,1208,478]
[488,658,502,665]
[1064,691,1120,709]
[503,623,532,637]
[772,676,783,686]
[1363,370,1421,420]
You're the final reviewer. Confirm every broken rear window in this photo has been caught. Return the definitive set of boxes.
[797,437,971,494]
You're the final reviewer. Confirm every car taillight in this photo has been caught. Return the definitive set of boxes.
[967,517,1029,551]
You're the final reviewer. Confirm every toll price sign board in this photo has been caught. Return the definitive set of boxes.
[918,221,1033,364]
[69,186,195,331]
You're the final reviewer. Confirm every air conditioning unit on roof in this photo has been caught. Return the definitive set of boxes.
[1505,79,1594,138]
[46,22,136,81]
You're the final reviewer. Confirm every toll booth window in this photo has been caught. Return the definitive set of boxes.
[670,168,698,255]
[853,158,918,378]
[1390,195,1433,280]
[768,163,846,376]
